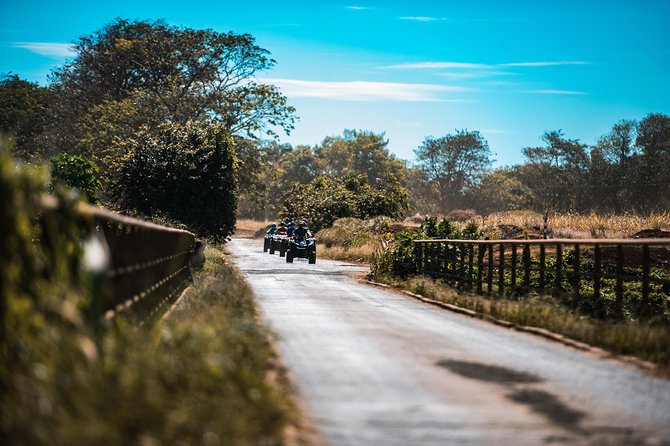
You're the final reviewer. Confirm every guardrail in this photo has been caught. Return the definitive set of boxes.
[414,238,670,320]
[41,196,198,324]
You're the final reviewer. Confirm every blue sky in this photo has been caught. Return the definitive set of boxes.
[1,0,669,165]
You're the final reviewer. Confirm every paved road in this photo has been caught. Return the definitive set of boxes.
[229,237,670,446]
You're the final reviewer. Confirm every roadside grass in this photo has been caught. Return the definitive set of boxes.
[317,243,375,263]
[371,273,670,373]
[5,243,297,445]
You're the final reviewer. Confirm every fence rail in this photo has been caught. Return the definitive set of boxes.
[41,196,198,324]
[414,238,670,320]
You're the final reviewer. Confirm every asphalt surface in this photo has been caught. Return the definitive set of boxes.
[228,237,670,446]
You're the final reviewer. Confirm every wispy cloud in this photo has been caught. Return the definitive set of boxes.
[259,78,471,102]
[384,61,493,70]
[346,6,371,10]
[13,41,75,58]
[384,60,588,70]
[399,16,445,22]
[524,89,588,95]
[501,61,589,67]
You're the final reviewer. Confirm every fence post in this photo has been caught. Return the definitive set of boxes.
[467,244,474,290]
[498,243,505,296]
[593,244,603,317]
[510,243,517,294]
[615,244,624,318]
[459,242,466,289]
[554,243,563,296]
[641,244,650,317]
[573,243,581,301]
[477,244,484,293]
[523,244,531,291]
[487,244,494,294]
[539,244,546,290]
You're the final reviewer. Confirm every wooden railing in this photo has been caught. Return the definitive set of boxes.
[414,238,670,320]
[41,197,198,324]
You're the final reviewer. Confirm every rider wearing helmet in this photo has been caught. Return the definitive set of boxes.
[275,221,288,235]
[267,223,277,235]
[287,220,296,236]
[292,219,312,239]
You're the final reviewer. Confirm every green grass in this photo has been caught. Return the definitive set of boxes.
[371,273,670,373]
[4,244,296,446]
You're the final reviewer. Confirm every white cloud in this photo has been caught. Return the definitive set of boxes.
[347,6,371,10]
[259,78,471,102]
[13,42,75,58]
[500,61,589,67]
[399,16,445,22]
[524,89,588,95]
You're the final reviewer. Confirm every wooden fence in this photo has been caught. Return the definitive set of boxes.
[41,196,198,324]
[414,238,670,320]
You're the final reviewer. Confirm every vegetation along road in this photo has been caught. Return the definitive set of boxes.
[229,236,670,446]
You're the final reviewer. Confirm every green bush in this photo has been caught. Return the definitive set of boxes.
[50,153,102,203]
[113,123,238,240]
[371,228,426,278]
[281,172,409,232]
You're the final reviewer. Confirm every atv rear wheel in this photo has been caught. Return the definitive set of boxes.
[308,251,316,264]
[286,251,294,263]
[263,238,269,252]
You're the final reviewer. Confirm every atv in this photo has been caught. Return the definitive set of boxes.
[270,233,290,256]
[263,234,273,252]
[286,236,316,264]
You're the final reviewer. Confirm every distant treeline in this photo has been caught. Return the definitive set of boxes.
[1,18,668,237]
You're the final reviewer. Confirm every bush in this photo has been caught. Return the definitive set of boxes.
[371,228,425,278]
[280,172,409,232]
[50,153,102,203]
[113,123,238,240]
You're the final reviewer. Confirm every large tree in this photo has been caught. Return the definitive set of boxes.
[520,130,589,211]
[414,130,492,212]
[316,129,407,184]
[0,74,52,159]
[44,18,295,158]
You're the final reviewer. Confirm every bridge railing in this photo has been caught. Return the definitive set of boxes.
[41,196,198,324]
[414,238,670,320]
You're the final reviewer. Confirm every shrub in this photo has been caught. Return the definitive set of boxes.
[113,123,238,240]
[371,228,425,278]
[50,153,102,203]
[281,172,409,232]
[446,208,478,222]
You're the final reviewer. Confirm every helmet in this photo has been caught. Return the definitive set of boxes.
[298,220,307,227]
[269,223,277,228]
[287,221,295,227]
[279,221,287,226]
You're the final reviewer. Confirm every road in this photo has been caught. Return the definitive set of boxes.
[228,237,670,446]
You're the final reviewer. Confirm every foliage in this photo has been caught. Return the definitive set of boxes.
[43,18,295,159]
[371,229,425,278]
[0,73,52,159]
[113,123,238,240]
[280,171,409,232]
[414,129,492,213]
[49,153,102,203]
[2,150,292,444]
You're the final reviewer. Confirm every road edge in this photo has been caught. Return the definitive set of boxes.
[362,279,659,376]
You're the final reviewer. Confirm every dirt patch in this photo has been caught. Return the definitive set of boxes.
[436,359,543,384]
[507,388,585,429]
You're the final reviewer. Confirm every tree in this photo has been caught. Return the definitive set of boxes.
[414,130,492,212]
[280,172,410,232]
[521,130,589,211]
[590,119,638,211]
[45,18,295,158]
[0,74,52,159]
[634,113,670,210]
[469,167,534,214]
[113,123,238,240]
[317,129,407,184]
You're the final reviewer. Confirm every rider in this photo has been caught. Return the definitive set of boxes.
[275,221,288,235]
[287,220,296,236]
[266,223,277,235]
[292,219,312,239]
